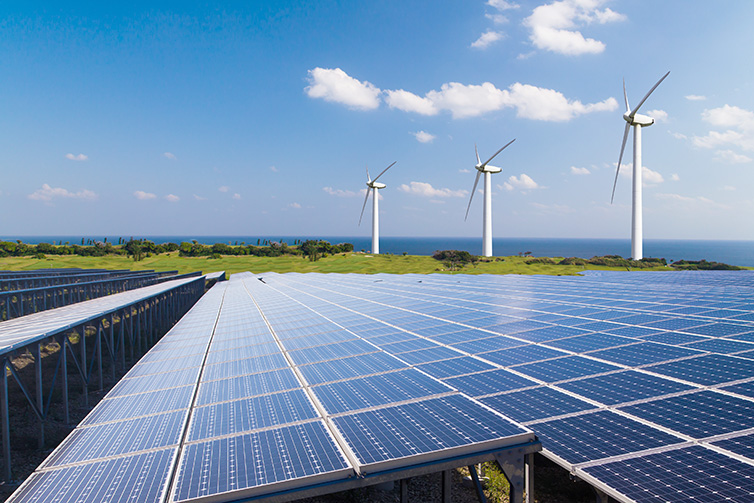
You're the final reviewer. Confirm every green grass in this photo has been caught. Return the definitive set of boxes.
[0,252,687,276]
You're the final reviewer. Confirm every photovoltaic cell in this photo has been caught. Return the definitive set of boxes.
[557,370,694,405]
[481,386,596,423]
[195,368,301,406]
[588,342,703,367]
[444,368,538,397]
[646,354,754,385]
[513,356,622,383]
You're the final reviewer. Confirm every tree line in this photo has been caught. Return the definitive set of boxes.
[0,239,354,261]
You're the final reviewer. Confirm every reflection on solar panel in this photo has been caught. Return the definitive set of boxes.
[14,270,754,503]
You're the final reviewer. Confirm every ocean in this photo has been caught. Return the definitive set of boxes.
[3,236,754,267]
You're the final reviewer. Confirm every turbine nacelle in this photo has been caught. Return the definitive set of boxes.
[367,181,386,189]
[624,112,655,127]
[475,164,502,174]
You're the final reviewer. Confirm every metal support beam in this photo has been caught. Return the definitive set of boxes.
[525,453,534,503]
[1,360,11,482]
[442,469,452,503]
[35,342,44,449]
[400,478,408,503]
[593,486,610,503]
[468,465,487,503]
[61,335,69,424]
[494,449,528,503]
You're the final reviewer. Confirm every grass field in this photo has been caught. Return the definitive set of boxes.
[0,252,684,276]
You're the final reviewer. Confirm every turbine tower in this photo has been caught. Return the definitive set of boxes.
[611,72,670,260]
[359,161,396,255]
[464,140,515,257]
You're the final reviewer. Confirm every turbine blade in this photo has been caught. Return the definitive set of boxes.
[358,188,371,225]
[372,161,396,183]
[630,71,670,117]
[611,123,631,204]
[475,144,481,165]
[482,138,515,167]
[623,78,630,112]
[366,165,371,182]
[465,171,482,221]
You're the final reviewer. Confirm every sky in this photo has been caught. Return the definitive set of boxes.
[1,1,753,241]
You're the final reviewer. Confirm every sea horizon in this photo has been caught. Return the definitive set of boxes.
[3,235,754,267]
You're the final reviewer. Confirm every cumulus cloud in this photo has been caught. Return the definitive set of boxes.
[571,166,590,175]
[714,150,752,164]
[289,202,302,209]
[502,173,541,191]
[163,152,177,160]
[685,95,707,101]
[488,0,519,9]
[471,30,504,49]
[693,104,754,153]
[165,194,180,202]
[323,187,357,197]
[65,153,88,161]
[134,190,157,200]
[193,194,207,201]
[523,0,626,56]
[233,193,242,200]
[671,173,680,181]
[486,13,509,24]
[384,89,438,115]
[646,109,668,122]
[412,131,436,143]
[655,193,730,209]
[305,67,381,110]
[618,164,664,185]
[398,181,467,198]
[29,184,97,202]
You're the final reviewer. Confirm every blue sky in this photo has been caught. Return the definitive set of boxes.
[1,1,753,240]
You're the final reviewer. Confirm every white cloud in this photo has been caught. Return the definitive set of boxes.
[425,82,510,119]
[289,202,302,209]
[702,104,754,129]
[655,192,730,209]
[385,89,438,115]
[323,187,357,197]
[269,166,278,172]
[165,194,180,202]
[398,181,467,198]
[523,0,626,56]
[685,95,707,101]
[570,166,590,175]
[502,173,541,191]
[459,168,472,174]
[618,164,664,185]
[671,173,680,181]
[413,131,436,143]
[471,30,504,49]
[722,185,736,191]
[163,152,177,160]
[714,149,752,164]
[671,132,688,140]
[65,153,88,161]
[134,190,157,200]
[488,0,519,9]
[645,109,668,122]
[693,105,754,152]
[305,67,381,110]
[29,184,97,202]
[485,13,508,24]
[233,193,242,200]
[218,186,229,192]
[193,194,207,201]
[505,82,617,120]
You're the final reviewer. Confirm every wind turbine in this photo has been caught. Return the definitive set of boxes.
[359,161,396,254]
[464,139,515,257]
[611,71,670,260]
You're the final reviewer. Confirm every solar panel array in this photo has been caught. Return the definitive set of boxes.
[10,273,536,503]
[244,270,754,503]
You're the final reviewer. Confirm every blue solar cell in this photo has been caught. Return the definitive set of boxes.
[452,336,523,353]
[188,389,318,441]
[126,353,205,377]
[685,338,754,354]
[486,320,552,336]
[394,346,462,364]
[712,433,754,458]
[558,370,694,405]
[610,313,671,325]
[196,368,301,406]
[82,386,194,425]
[589,342,703,367]
[205,342,281,365]
[381,338,439,354]
[619,390,754,438]
[312,369,451,414]
[332,395,530,468]
[646,354,754,385]
[514,356,621,383]
[533,410,684,464]
[174,422,351,502]
[480,345,568,367]
[641,331,708,345]
[202,353,289,381]
[298,352,407,385]
[544,333,635,353]
[432,328,495,344]
[518,326,591,342]
[570,321,625,333]
[583,445,754,503]
[603,325,666,338]
[481,386,595,423]
[684,323,754,337]
[720,381,754,398]
[44,410,186,467]
[8,448,176,503]
[108,368,200,397]
[416,356,495,378]
[643,318,711,331]
[288,339,377,365]
[444,368,538,397]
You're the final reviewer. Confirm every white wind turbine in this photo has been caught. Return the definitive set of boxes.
[464,139,515,257]
[359,161,396,255]
[611,71,670,260]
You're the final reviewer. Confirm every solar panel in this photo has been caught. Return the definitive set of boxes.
[480,386,596,423]
[557,370,694,405]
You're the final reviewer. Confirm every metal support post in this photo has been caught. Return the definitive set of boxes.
[136,303,142,356]
[468,465,487,503]
[109,313,115,380]
[1,361,11,482]
[35,343,44,449]
[80,324,87,406]
[97,322,103,391]
[400,478,408,503]
[525,453,534,503]
[442,469,452,503]
[494,449,527,503]
[61,335,69,424]
[120,309,126,371]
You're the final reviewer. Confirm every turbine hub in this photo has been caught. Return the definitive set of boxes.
[476,164,502,174]
[624,112,655,127]
[368,182,386,189]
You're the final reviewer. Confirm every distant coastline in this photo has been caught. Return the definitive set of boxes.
[2,236,754,267]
